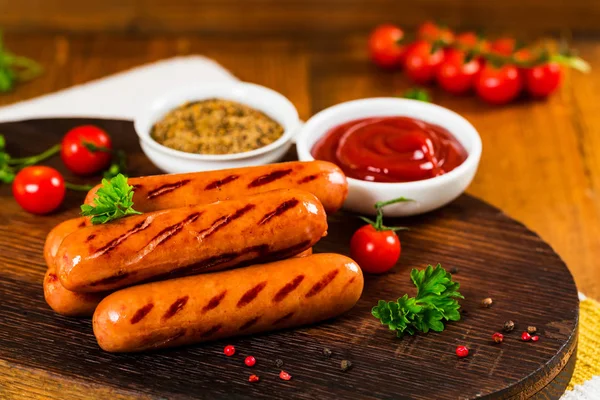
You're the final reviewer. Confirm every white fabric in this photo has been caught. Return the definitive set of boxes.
[0,56,237,122]
[562,376,600,400]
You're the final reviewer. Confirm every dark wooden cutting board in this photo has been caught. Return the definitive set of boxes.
[0,119,578,399]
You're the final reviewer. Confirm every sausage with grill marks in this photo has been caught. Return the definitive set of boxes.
[93,253,363,352]
[84,161,347,215]
[57,189,327,293]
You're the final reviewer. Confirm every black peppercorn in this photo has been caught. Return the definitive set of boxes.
[340,360,353,372]
[503,320,515,332]
[323,348,332,358]
[527,326,537,335]
[275,359,284,368]
[450,267,459,274]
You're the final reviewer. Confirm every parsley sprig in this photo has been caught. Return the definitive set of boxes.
[372,264,463,337]
[80,174,141,224]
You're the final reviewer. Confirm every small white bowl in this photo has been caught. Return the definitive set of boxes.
[134,82,300,173]
[296,98,482,217]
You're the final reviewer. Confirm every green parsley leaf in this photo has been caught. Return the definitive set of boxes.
[372,264,463,337]
[80,173,141,224]
[402,88,431,103]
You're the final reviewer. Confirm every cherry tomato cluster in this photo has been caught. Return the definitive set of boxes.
[368,22,587,105]
[8,125,116,215]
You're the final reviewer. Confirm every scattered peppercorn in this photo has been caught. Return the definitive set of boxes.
[492,332,504,344]
[279,371,292,381]
[481,298,493,308]
[456,345,469,358]
[521,332,532,341]
[248,374,260,383]
[244,356,256,367]
[531,335,540,342]
[323,348,332,358]
[275,359,284,368]
[503,320,515,332]
[527,326,537,335]
[340,360,353,372]
[450,267,459,274]
[224,345,236,357]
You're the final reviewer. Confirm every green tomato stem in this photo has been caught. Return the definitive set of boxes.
[372,197,413,231]
[7,144,60,166]
[65,182,94,192]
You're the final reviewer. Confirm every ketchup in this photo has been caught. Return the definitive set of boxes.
[311,116,468,182]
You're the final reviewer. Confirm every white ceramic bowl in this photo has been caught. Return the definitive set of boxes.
[296,98,482,217]
[134,82,300,173]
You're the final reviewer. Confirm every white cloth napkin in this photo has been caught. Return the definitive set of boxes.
[0,56,237,122]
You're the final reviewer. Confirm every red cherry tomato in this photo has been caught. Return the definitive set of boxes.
[368,24,408,69]
[475,64,523,105]
[455,32,490,53]
[436,49,482,95]
[61,125,112,175]
[12,166,65,215]
[404,40,445,84]
[525,62,562,98]
[490,37,517,56]
[416,21,454,44]
[350,225,401,274]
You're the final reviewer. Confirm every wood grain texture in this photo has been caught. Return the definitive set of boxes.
[0,119,579,399]
[0,0,599,35]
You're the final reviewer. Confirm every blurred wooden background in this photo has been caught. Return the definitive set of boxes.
[0,1,599,299]
[0,0,599,35]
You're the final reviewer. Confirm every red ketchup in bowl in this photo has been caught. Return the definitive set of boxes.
[311,116,468,183]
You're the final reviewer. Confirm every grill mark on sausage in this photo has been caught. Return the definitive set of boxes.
[344,276,356,289]
[47,273,58,283]
[130,303,154,324]
[200,323,222,338]
[159,244,269,280]
[134,212,201,262]
[91,217,153,258]
[262,240,311,261]
[258,199,299,226]
[204,174,240,190]
[273,312,295,325]
[89,272,131,287]
[202,290,227,314]
[248,169,292,188]
[146,179,191,199]
[297,174,319,184]
[305,269,340,298]
[162,296,189,321]
[195,204,255,241]
[86,234,96,242]
[272,275,305,303]
[132,184,142,191]
[78,221,86,228]
[239,315,262,331]
[140,328,186,350]
[237,281,267,308]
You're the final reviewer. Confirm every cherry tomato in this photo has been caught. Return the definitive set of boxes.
[436,49,482,95]
[350,225,401,274]
[490,37,517,56]
[525,62,562,97]
[404,40,445,84]
[455,32,490,53]
[416,21,454,44]
[368,24,408,69]
[61,125,112,175]
[12,166,65,215]
[475,64,523,105]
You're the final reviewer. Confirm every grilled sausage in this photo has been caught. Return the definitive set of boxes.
[93,253,363,352]
[58,189,327,293]
[84,161,347,214]
[44,217,87,268]
[44,267,107,317]
[43,248,312,318]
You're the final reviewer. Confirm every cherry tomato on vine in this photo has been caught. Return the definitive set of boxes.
[490,37,517,56]
[436,49,482,95]
[525,62,562,98]
[12,166,65,214]
[455,32,490,53]
[404,40,445,84]
[61,125,112,175]
[350,197,410,274]
[416,21,454,44]
[475,64,523,104]
[368,24,408,69]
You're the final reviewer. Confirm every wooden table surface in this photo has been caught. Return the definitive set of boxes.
[0,32,599,303]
